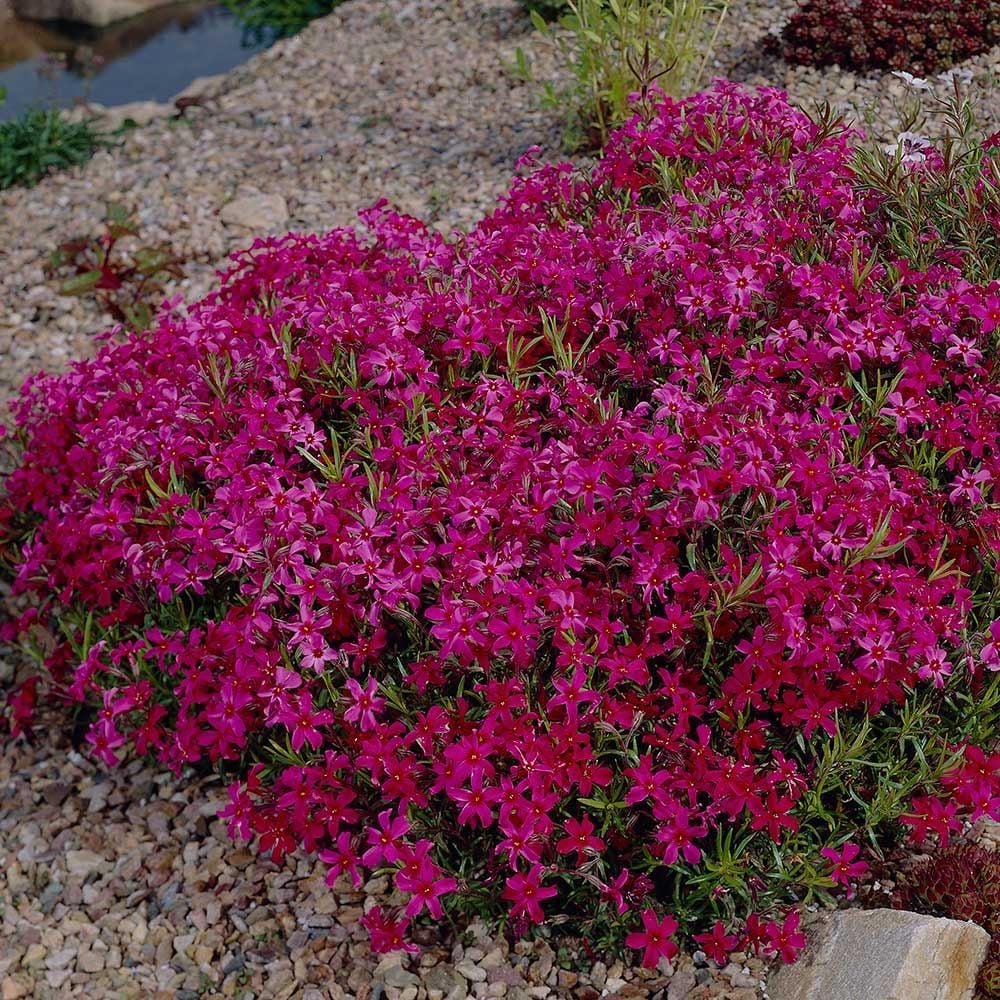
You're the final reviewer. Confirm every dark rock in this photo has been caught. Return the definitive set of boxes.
[41,782,71,807]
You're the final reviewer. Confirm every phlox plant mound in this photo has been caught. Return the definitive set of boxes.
[4,82,1000,962]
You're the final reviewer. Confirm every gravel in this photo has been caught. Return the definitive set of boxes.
[0,729,768,998]
[6,0,1000,995]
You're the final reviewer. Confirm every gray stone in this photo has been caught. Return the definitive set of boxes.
[457,960,488,983]
[382,965,420,990]
[222,954,245,976]
[424,967,468,1000]
[38,883,62,914]
[44,969,72,989]
[976,818,1000,849]
[43,947,75,971]
[219,194,289,232]
[41,782,71,807]
[64,849,106,878]
[2,977,31,1000]
[666,969,696,999]
[77,948,105,973]
[480,949,505,971]
[768,909,989,1000]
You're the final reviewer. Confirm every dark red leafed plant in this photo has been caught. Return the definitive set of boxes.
[4,83,1000,962]
[775,0,1000,75]
[45,202,186,332]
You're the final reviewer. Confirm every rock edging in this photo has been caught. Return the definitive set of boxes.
[768,909,989,1000]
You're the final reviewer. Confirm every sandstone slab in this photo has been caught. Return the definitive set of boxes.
[768,909,989,1000]
[67,100,175,132]
[13,0,174,27]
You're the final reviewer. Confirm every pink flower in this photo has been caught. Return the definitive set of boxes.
[748,790,799,843]
[625,909,679,969]
[502,865,558,924]
[556,816,605,862]
[361,907,419,954]
[344,677,385,731]
[396,856,457,921]
[765,911,807,963]
[362,809,411,867]
[903,796,960,846]
[820,842,868,897]
[655,803,706,865]
[320,831,364,889]
[274,691,334,752]
[452,773,499,828]
[694,920,740,965]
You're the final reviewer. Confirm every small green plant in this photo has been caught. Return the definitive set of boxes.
[426,185,449,221]
[850,78,1000,283]
[519,0,730,149]
[45,202,186,332]
[0,107,102,190]
[223,0,342,42]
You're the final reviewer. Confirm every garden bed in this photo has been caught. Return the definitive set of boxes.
[6,1,1000,998]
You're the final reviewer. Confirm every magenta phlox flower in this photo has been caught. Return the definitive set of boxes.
[501,865,559,924]
[820,841,868,897]
[344,676,385,731]
[8,82,1000,959]
[625,909,679,968]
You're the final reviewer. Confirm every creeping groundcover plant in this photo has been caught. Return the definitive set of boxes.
[5,82,1000,964]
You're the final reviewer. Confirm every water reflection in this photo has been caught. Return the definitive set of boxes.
[0,0,262,119]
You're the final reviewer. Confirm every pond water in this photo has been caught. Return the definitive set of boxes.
[0,0,263,120]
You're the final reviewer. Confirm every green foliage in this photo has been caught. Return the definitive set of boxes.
[223,0,343,42]
[517,0,730,149]
[851,82,1000,283]
[0,107,102,191]
[45,202,186,332]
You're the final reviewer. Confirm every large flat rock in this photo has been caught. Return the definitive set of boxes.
[12,0,174,28]
[768,909,989,1000]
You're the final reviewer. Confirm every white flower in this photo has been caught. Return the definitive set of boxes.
[937,67,974,86]
[883,131,933,165]
[891,70,931,91]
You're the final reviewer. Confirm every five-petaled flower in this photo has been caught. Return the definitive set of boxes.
[502,865,559,924]
[626,909,680,969]
[820,842,868,898]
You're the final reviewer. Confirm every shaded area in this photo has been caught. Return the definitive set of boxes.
[0,0,262,119]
